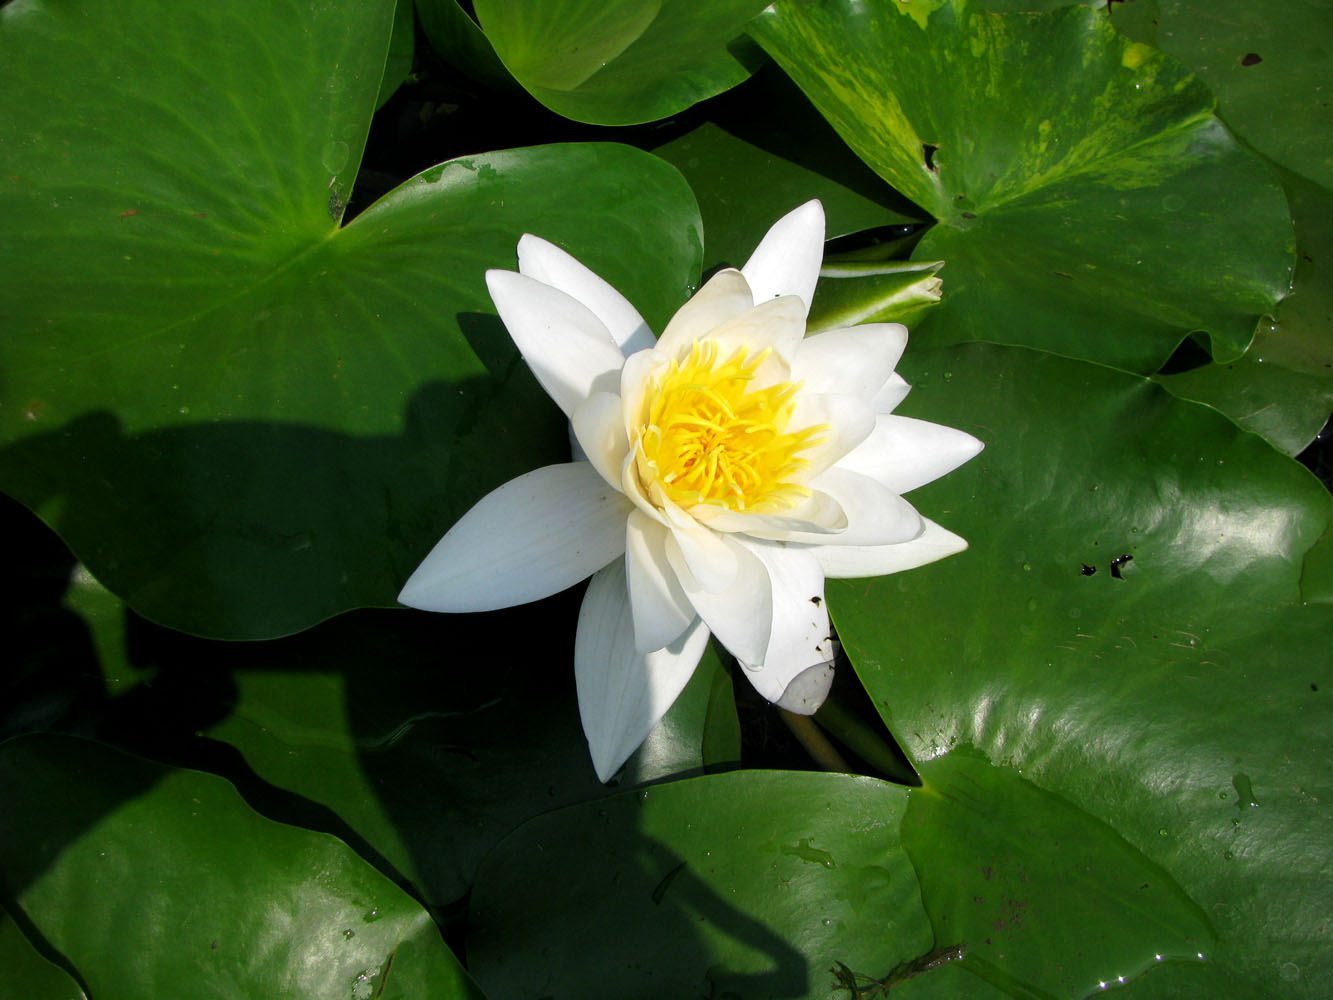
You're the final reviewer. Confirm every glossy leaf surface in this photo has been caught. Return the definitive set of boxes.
[0,906,86,1000]
[1114,0,1333,191]
[651,65,923,271]
[468,770,931,999]
[830,342,1333,996]
[472,0,771,124]
[0,0,703,638]
[749,0,1293,372]
[902,752,1214,998]
[1158,169,1333,455]
[0,734,484,1000]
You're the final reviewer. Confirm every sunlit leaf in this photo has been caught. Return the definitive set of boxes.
[749,0,1293,372]
[901,751,1214,998]
[831,342,1333,997]
[651,64,923,271]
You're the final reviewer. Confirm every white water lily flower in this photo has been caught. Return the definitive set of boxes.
[400,201,982,781]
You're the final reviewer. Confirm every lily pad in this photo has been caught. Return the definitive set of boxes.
[1113,0,1333,191]
[415,0,517,92]
[901,752,1214,999]
[0,905,86,1000]
[376,0,416,108]
[748,0,1293,372]
[651,64,924,271]
[470,0,771,125]
[467,770,933,1000]
[1157,168,1333,455]
[0,734,484,1000]
[829,342,1333,996]
[0,0,703,639]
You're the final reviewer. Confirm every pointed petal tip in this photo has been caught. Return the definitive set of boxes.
[396,559,465,613]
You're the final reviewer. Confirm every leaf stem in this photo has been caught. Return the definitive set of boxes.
[814,698,919,785]
[779,709,851,773]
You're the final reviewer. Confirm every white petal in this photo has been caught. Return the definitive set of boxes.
[673,533,773,666]
[571,391,631,490]
[790,323,908,399]
[736,543,834,713]
[575,560,710,782]
[789,392,877,478]
[618,347,668,429]
[781,467,924,546]
[399,463,632,612]
[659,491,739,592]
[837,414,984,495]
[656,269,753,358]
[486,270,627,417]
[871,372,912,413]
[517,235,655,355]
[706,294,807,368]
[804,517,968,578]
[699,488,847,538]
[741,200,825,315]
[625,510,696,653]
[776,662,837,714]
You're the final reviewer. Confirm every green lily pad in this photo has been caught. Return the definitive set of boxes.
[901,751,1214,998]
[10,486,738,910]
[651,64,923,271]
[203,613,735,905]
[467,770,934,1000]
[0,905,86,1000]
[0,0,703,638]
[829,342,1333,996]
[470,0,771,125]
[1157,168,1333,455]
[376,0,416,108]
[1113,0,1333,191]
[1300,528,1333,605]
[748,0,1293,372]
[0,734,484,1000]
[415,0,518,92]
[98,591,611,908]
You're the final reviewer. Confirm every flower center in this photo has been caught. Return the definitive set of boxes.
[635,339,825,512]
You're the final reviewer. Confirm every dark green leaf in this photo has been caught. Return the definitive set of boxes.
[0,905,86,1000]
[0,0,702,638]
[831,343,1333,996]
[471,0,771,125]
[902,751,1214,998]
[376,0,416,108]
[468,771,933,1000]
[1300,529,1333,606]
[650,64,923,271]
[0,734,484,1000]
[749,0,1293,371]
[416,0,518,92]
[1157,168,1333,455]
[1114,0,1333,191]
[700,649,743,768]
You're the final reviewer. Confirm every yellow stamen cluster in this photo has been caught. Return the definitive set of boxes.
[635,339,825,512]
